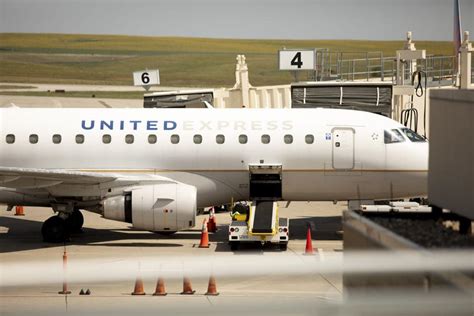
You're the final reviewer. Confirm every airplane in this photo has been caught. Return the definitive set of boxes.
[0,107,428,242]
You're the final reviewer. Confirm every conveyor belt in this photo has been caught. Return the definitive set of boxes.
[252,201,274,234]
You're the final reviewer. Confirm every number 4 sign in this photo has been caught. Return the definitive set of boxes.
[133,69,160,87]
[279,50,315,71]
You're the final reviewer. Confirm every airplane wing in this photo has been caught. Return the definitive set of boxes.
[0,166,175,191]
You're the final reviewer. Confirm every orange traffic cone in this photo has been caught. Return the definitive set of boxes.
[181,276,195,295]
[199,218,210,248]
[152,277,167,296]
[131,277,146,295]
[207,207,217,233]
[304,227,315,255]
[58,250,71,294]
[205,275,219,296]
[14,206,25,216]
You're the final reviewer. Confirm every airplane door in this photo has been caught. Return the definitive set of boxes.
[332,128,355,169]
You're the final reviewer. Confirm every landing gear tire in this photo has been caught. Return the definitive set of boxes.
[65,210,84,233]
[459,217,472,235]
[430,204,443,219]
[230,241,240,251]
[42,216,68,243]
[279,242,288,251]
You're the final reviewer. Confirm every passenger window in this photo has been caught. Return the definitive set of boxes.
[103,134,112,144]
[284,134,293,144]
[239,134,248,144]
[5,134,15,144]
[52,134,61,144]
[193,134,202,144]
[384,129,405,144]
[171,134,180,144]
[261,134,270,144]
[305,134,314,144]
[29,134,39,144]
[125,134,134,144]
[216,134,225,144]
[148,134,157,144]
[75,134,84,144]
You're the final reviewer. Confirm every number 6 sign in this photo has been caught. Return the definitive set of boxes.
[278,50,315,70]
[133,69,160,87]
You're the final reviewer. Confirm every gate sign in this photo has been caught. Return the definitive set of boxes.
[133,69,160,86]
[279,50,315,70]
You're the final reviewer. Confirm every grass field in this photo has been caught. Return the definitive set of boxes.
[0,33,454,87]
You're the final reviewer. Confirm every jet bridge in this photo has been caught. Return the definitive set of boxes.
[143,89,214,108]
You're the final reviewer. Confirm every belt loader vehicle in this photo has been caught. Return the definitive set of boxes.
[229,201,289,250]
[228,164,289,251]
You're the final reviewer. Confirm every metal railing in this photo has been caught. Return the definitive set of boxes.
[422,55,457,87]
[308,50,458,87]
[312,51,391,82]
[472,54,474,83]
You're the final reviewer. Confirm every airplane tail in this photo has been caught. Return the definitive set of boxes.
[454,0,462,55]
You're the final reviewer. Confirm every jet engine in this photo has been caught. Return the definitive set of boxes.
[102,183,196,232]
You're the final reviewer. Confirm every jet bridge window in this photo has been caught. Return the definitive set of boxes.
[125,134,134,144]
[216,134,225,144]
[305,134,314,144]
[261,134,271,144]
[384,129,405,144]
[193,134,202,144]
[239,134,248,144]
[5,134,15,144]
[148,134,157,144]
[52,134,61,144]
[29,134,39,144]
[400,128,426,142]
[103,134,112,144]
[170,134,180,144]
[284,134,293,144]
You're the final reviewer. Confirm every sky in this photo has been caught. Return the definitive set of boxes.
[0,0,473,40]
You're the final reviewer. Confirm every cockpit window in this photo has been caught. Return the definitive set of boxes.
[384,129,405,144]
[401,128,426,142]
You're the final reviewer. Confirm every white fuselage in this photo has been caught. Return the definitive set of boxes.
[0,108,428,207]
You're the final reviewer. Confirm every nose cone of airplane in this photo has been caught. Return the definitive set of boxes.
[415,142,429,171]
[409,142,429,197]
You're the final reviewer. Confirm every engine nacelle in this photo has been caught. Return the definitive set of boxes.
[103,183,196,232]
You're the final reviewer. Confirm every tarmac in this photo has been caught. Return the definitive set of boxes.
[0,95,142,109]
[0,85,345,314]
[1,86,472,315]
[0,201,344,315]
[0,82,200,109]
[0,82,191,92]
